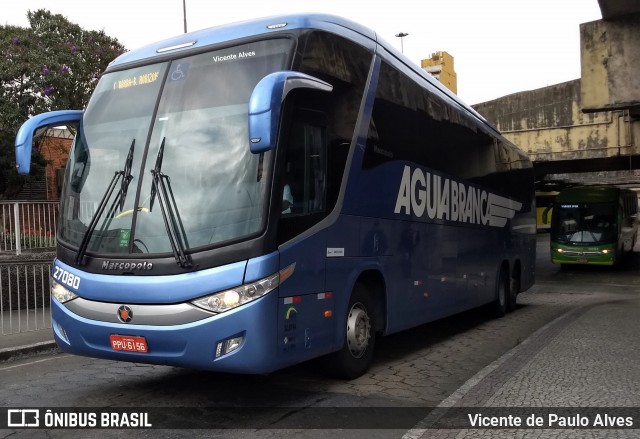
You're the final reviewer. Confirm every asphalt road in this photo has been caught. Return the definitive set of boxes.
[1,234,639,438]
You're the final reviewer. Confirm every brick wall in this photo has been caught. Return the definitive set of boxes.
[39,136,71,201]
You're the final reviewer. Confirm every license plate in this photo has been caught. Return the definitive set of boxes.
[110,335,148,353]
[576,258,588,263]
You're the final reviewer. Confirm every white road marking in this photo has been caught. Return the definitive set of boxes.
[0,355,72,372]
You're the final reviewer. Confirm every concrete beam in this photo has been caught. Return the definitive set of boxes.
[598,0,640,20]
[581,14,640,112]
[534,154,640,178]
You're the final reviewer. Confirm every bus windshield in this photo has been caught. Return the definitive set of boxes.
[59,39,291,256]
[552,202,617,244]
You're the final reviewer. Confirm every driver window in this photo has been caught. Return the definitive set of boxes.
[281,111,327,217]
[277,109,328,244]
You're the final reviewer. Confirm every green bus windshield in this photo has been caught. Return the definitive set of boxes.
[551,202,617,244]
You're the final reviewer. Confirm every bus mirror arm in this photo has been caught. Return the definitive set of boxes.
[15,110,83,175]
[248,71,332,153]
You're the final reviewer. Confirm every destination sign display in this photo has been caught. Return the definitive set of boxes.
[113,71,160,90]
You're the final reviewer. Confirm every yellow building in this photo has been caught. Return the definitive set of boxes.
[421,51,457,94]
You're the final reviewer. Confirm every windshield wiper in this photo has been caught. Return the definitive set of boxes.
[150,138,192,268]
[75,139,135,265]
[106,141,135,217]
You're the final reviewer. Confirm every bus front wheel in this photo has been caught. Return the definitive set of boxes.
[322,285,376,380]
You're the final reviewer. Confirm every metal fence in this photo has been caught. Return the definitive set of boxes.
[0,201,58,255]
[1,261,52,335]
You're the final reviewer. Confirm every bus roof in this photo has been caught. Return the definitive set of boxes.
[107,13,495,136]
[109,14,375,69]
[555,186,625,204]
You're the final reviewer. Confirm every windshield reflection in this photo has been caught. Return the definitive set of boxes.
[59,63,166,255]
[552,203,617,244]
[59,39,291,257]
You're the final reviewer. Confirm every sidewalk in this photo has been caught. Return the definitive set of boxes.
[405,289,640,436]
[0,315,57,362]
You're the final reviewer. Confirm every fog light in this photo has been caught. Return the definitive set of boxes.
[225,336,243,354]
[215,335,245,358]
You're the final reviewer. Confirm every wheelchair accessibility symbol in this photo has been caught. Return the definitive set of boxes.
[170,62,189,81]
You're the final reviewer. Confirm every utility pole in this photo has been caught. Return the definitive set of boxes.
[183,0,188,33]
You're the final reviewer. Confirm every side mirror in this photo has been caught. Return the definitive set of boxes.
[15,110,83,175]
[248,71,332,153]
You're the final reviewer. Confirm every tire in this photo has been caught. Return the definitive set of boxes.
[491,267,508,318]
[322,284,376,380]
[507,270,520,312]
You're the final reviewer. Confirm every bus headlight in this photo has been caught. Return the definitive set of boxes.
[51,279,78,303]
[191,263,295,313]
[601,249,609,254]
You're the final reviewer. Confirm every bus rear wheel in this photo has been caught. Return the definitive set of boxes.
[322,285,376,380]
[507,270,520,312]
[491,267,508,318]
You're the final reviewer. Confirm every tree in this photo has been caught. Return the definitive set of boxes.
[0,9,125,198]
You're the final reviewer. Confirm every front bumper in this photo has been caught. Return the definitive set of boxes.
[52,291,280,373]
[550,243,616,266]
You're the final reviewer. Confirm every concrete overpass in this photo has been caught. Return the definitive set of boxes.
[598,0,640,19]
[473,0,640,190]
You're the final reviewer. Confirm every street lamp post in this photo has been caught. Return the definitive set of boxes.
[395,32,409,53]
[183,0,188,33]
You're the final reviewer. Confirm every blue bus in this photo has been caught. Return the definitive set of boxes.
[15,14,536,379]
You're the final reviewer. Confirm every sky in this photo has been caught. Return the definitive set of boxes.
[3,0,603,105]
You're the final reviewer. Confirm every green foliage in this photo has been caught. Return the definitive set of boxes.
[0,9,125,197]
[1,229,56,249]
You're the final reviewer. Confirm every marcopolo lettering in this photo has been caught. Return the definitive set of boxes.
[394,165,522,228]
[102,261,154,271]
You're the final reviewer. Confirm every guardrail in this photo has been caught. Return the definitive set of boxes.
[1,260,52,335]
[0,201,58,255]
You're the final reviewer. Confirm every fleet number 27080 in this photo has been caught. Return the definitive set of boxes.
[53,266,81,289]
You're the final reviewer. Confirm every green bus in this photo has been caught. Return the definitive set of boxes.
[550,186,639,266]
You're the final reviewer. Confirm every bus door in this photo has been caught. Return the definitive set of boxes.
[275,108,333,361]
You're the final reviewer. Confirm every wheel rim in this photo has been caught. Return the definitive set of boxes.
[346,302,371,359]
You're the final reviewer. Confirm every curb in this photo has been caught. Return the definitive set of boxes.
[0,340,59,363]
